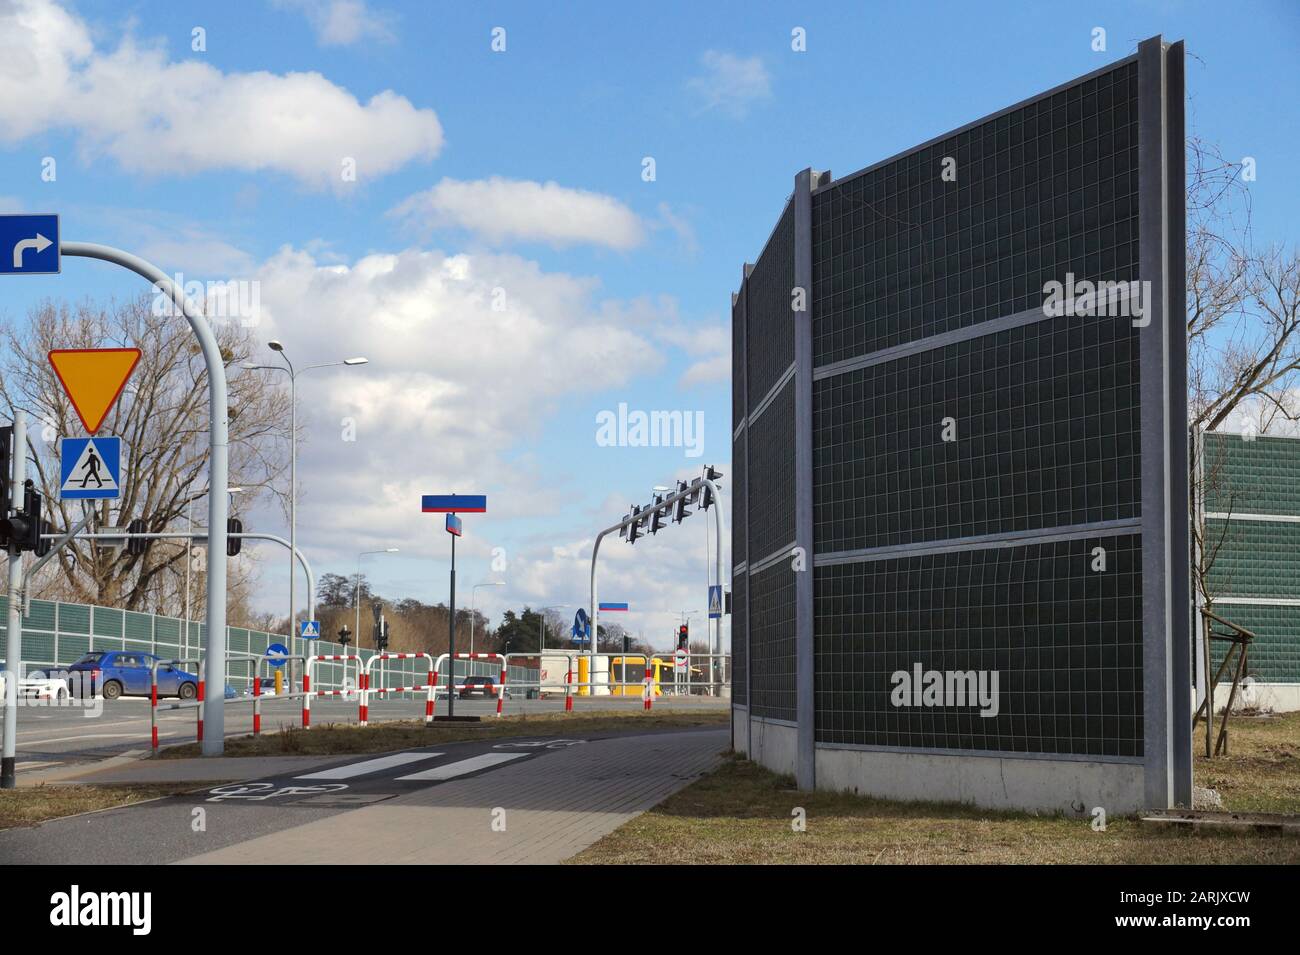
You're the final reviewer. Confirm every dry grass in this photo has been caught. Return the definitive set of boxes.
[160,709,729,758]
[0,784,198,831]
[1193,711,1300,814]
[570,711,1300,865]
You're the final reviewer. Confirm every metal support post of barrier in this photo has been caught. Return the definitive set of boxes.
[253,653,306,736]
[149,657,201,755]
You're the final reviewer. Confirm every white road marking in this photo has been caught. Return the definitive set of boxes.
[395,752,527,781]
[295,752,443,780]
[16,733,139,747]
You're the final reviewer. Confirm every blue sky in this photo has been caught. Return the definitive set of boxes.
[0,0,1295,649]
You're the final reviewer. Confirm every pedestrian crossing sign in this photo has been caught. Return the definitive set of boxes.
[708,585,723,619]
[300,620,321,639]
[59,436,122,500]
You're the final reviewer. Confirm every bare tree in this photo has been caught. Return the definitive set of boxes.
[1187,137,1300,615]
[0,294,291,616]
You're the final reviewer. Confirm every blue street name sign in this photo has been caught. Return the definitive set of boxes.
[421,494,487,513]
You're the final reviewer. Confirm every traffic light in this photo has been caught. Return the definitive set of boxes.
[618,512,630,540]
[700,465,723,510]
[34,517,52,558]
[1,480,45,553]
[0,425,12,540]
[375,619,390,651]
[649,494,665,534]
[126,518,148,557]
[628,504,643,544]
[226,517,243,556]
[677,623,689,651]
[337,625,352,647]
[673,480,692,522]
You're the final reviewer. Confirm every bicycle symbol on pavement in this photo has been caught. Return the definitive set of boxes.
[206,782,349,803]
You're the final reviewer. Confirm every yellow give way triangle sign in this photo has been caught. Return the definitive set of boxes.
[47,348,142,434]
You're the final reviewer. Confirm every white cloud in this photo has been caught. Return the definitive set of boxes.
[0,0,441,188]
[679,353,729,389]
[643,311,730,390]
[390,177,644,250]
[653,202,698,255]
[245,243,669,562]
[275,0,396,47]
[685,50,772,118]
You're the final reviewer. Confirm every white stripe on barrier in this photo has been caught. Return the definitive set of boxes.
[295,752,443,780]
[394,752,526,781]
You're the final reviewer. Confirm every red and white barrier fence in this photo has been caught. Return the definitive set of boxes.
[362,652,436,726]
[303,654,367,728]
[251,652,306,736]
[432,652,509,717]
[503,652,576,712]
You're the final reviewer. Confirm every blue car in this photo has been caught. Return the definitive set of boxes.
[66,651,200,701]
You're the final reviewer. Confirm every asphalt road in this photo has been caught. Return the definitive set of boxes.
[2,691,725,769]
[0,726,728,864]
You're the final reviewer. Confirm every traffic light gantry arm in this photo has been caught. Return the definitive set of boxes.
[46,528,317,626]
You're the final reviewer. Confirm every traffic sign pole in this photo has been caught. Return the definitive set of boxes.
[448,530,456,720]
[1,413,26,788]
[61,242,231,756]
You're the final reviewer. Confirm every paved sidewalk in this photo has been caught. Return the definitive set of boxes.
[180,728,726,864]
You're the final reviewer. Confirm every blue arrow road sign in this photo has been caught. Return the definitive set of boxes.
[299,620,321,639]
[265,643,290,668]
[0,214,59,275]
[59,437,122,500]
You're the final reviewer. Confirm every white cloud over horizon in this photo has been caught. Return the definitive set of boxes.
[0,0,442,188]
[389,177,645,250]
[244,241,669,555]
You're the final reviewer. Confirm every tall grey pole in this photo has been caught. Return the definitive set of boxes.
[355,552,362,692]
[447,531,456,719]
[1,413,26,788]
[62,242,229,756]
[288,367,297,683]
[184,497,192,661]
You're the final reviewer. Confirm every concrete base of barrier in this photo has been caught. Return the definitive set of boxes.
[745,716,797,778]
[732,704,749,756]
[813,746,1147,814]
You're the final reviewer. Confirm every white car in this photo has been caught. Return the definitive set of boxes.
[0,671,72,702]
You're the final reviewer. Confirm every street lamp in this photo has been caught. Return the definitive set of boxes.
[355,548,399,688]
[244,347,368,664]
[470,581,505,657]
